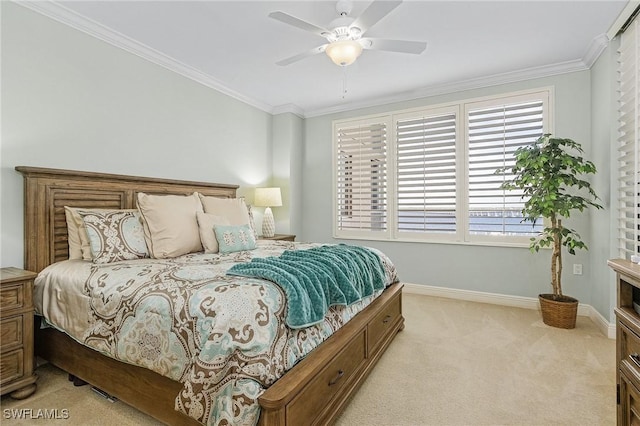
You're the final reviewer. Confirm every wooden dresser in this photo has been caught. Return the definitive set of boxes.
[610,259,640,425]
[0,267,37,399]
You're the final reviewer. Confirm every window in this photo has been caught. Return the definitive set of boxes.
[394,106,459,239]
[333,88,552,246]
[465,94,547,243]
[334,117,390,239]
[618,15,640,259]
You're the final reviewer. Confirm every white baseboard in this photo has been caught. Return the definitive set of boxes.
[402,283,615,339]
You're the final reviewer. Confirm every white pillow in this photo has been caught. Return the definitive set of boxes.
[196,212,230,253]
[137,192,203,258]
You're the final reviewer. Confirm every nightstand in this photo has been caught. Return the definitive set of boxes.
[1,267,37,399]
[260,234,296,242]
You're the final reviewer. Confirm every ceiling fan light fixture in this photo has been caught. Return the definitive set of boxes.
[325,39,363,66]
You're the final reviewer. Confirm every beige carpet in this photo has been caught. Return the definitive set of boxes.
[1,293,615,425]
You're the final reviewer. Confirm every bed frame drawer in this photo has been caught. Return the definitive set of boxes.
[367,291,402,354]
[287,330,366,425]
[259,282,404,426]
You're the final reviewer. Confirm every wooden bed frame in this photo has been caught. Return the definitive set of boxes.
[17,166,405,426]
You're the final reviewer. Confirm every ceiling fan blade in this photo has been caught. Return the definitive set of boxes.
[351,0,403,35]
[361,38,427,54]
[276,44,328,66]
[268,11,329,38]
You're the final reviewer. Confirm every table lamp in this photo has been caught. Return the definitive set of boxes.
[254,187,282,237]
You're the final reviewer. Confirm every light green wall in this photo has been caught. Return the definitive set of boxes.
[590,38,622,323]
[270,113,304,237]
[302,71,612,316]
[1,3,273,267]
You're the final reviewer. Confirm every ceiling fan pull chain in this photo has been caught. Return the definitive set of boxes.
[342,66,348,99]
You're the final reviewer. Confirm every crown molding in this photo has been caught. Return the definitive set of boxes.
[304,59,589,118]
[15,0,275,114]
[582,33,610,68]
[271,103,305,118]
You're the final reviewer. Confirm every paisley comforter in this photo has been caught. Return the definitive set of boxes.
[34,240,398,425]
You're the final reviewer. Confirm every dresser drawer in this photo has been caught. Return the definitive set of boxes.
[1,315,23,350]
[287,331,366,425]
[367,292,401,354]
[0,283,26,311]
[621,359,640,425]
[0,348,24,385]
[619,319,640,376]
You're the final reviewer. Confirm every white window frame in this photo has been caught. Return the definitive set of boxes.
[332,87,554,247]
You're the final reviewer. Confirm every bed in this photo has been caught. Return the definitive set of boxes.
[16,166,405,426]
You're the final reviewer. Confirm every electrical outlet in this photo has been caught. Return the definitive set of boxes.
[573,264,583,275]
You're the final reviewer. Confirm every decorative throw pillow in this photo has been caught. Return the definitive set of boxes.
[78,210,149,264]
[137,192,203,259]
[214,224,257,254]
[65,206,137,261]
[196,212,230,253]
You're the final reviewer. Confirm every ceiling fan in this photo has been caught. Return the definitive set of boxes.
[269,0,427,67]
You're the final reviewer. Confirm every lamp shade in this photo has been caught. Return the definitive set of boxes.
[254,187,282,207]
[325,40,363,66]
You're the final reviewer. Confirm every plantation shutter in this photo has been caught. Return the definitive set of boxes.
[618,15,640,259]
[467,98,546,236]
[395,110,457,234]
[335,119,388,235]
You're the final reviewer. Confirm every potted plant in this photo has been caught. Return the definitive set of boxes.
[497,134,602,329]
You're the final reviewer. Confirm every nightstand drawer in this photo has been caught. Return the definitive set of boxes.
[0,283,25,311]
[1,315,23,350]
[0,348,24,385]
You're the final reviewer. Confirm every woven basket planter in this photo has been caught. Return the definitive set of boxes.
[538,294,579,329]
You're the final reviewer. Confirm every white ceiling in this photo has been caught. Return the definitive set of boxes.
[25,1,630,117]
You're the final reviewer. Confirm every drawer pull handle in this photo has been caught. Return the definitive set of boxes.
[328,369,344,386]
[383,315,392,324]
[630,353,640,368]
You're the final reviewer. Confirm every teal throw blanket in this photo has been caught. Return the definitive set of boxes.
[226,244,386,328]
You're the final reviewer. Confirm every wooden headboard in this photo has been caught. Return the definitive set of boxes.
[16,166,238,273]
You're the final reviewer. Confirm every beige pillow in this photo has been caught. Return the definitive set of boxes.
[196,212,230,253]
[198,194,252,226]
[64,206,94,260]
[137,192,203,258]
